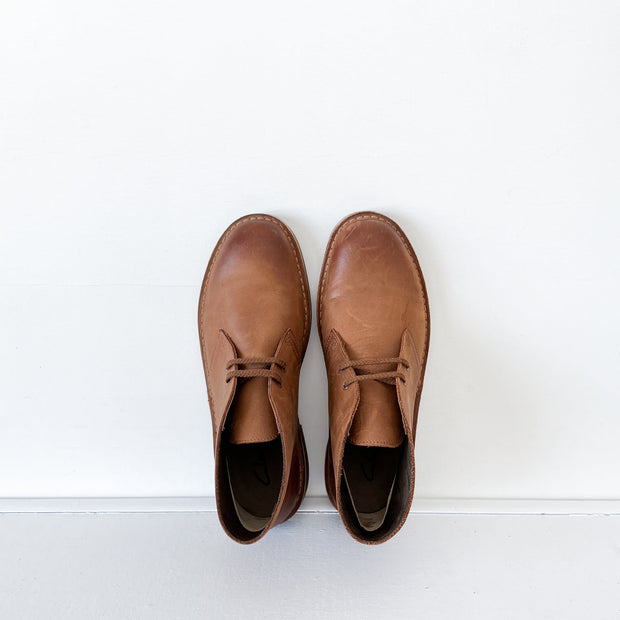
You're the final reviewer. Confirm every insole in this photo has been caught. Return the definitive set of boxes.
[225,437,283,532]
[342,441,404,532]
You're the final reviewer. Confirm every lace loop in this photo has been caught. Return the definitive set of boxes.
[339,357,408,390]
[225,357,286,385]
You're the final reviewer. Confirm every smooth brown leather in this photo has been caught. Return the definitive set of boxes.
[198,214,310,543]
[318,211,430,544]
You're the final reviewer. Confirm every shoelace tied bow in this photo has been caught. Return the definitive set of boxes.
[338,357,409,390]
[225,357,286,385]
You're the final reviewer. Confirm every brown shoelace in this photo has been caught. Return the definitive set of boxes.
[225,357,286,384]
[338,357,409,389]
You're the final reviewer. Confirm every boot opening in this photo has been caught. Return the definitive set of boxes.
[224,437,283,533]
[339,439,412,543]
[342,441,404,532]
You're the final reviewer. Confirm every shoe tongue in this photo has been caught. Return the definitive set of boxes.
[227,378,279,444]
[348,380,405,448]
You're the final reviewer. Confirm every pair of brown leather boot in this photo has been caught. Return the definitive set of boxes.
[198,212,430,544]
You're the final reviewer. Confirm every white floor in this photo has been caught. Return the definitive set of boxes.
[1,508,618,619]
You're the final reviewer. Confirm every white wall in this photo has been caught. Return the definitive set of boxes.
[1,0,619,499]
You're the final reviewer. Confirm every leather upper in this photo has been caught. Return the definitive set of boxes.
[318,212,430,544]
[198,214,310,543]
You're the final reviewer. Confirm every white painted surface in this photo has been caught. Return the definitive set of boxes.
[0,512,618,619]
[1,1,620,500]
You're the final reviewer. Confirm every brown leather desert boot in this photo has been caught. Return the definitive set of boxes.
[198,214,310,543]
[318,212,430,544]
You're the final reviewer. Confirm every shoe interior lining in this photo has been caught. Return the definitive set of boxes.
[342,441,404,532]
[339,438,411,542]
[224,437,283,533]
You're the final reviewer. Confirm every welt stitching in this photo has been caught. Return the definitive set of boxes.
[318,214,429,354]
[203,215,308,337]
[201,215,309,386]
